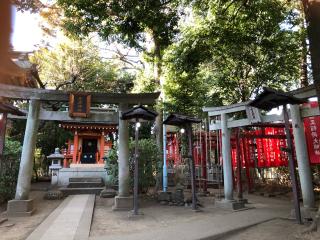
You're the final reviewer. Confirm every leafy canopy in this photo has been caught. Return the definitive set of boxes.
[30,38,133,93]
[57,0,180,51]
[164,0,303,115]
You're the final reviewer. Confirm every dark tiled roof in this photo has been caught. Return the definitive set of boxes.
[249,87,307,111]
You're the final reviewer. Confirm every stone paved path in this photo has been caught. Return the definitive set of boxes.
[26,194,95,240]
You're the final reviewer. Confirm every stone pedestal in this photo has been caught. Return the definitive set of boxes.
[7,199,35,217]
[215,199,245,210]
[100,188,116,198]
[238,198,249,204]
[158,191,172,202]
[112,196,133,211]
[290,206,318,221]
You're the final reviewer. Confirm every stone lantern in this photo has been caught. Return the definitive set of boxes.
[48,148,64,186]
[100,155,117,198]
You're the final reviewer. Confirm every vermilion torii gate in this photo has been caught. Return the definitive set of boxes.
[203,84,319,211]
[0,83,159,216]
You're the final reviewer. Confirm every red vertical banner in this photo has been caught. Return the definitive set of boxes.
[304,102,320,164]
[256,129,266,167]
[247,132,255,168]
[263,129,270,167]
[278,128,288,166]
[267,128,276,167]
[231,147,237,169]
[273,128,281,166]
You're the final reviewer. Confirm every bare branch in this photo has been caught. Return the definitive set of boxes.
[55,74,78,90]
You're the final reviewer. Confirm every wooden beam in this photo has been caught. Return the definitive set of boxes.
[290,84,317,99]
[204,101,249,115]
[0,83,160,104]
[8,108,119,123]
[301,106,320,118]
[209,114,286,130]
[240,134,287,139]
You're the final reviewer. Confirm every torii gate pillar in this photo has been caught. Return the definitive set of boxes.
[113,103,133,210]
[290,104,315,209]
[221,113,234,201]
[7,99,40,216]
[215,113,246,210]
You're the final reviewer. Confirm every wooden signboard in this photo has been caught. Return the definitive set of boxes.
[69,93,91,118]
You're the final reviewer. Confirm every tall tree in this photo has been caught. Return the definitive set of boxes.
[30,38,133,93]
[302,0,320,104]
[164,0,302,114]
[57,0,181,153]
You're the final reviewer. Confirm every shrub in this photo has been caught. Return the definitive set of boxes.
[105,144,119,187]
[104,138,161,193]
[129,138,161,193]
[0,138,22,203]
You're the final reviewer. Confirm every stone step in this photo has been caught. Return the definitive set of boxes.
[69,177,103,183]
[59,187,104,196]
[68,182,105,188]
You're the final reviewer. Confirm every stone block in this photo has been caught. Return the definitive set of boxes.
[44,190,64,200]
[158,191,172,202]
[238,198,249,204]
[112,196,133,211]
[100,188,116,198]
[215,199,246,210]
[7,199,35,217]
[290,207,318,221]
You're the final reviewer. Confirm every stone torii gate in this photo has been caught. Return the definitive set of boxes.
[0,83,159,216]
[203,85,318,211]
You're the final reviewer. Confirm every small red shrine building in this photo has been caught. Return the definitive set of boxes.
[59,122,117,167]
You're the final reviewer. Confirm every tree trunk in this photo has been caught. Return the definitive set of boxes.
[302,0,320,101]
[299,2,309,87]
[302,0,320,229]
[301,40,309,88]
[152,35,163,158]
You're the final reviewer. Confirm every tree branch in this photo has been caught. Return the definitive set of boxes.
[55,74,78,90]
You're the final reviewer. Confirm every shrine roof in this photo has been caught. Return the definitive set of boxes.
[59,122,117,131]
[249,87,307,111]
[0,52,38,88]
[163,114,201,126]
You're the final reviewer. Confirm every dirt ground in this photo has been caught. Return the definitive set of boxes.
[223,218,320,240]
[0,184,319,240]
[0,183,62,240]
[90,193,225,237]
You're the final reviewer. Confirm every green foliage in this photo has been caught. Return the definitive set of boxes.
[164,0,303,114]
[57,0,180,51]
[103,138,161,193]
[129,138,161,193]
[30,38,132,93]
[2,137,22,158]
[0,138,22,203]
[57,0,181,93]
[105,144,119,186]
[8,118,72,178]
[37,121,72,174]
